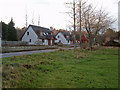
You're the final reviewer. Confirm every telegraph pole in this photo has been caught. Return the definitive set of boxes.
[79,0,82,49]
[65,0,76,49]
[73,0,76,49]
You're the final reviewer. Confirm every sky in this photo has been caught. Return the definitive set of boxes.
[0,0,119,30]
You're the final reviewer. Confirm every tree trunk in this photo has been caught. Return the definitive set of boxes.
[89,35,92,49]
[79,0,82,49]
[73,0,76,49]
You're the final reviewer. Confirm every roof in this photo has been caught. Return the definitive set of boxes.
[82,35,89,42]
[30,25,51,34]
[21,25,56,40]
[56,31,73,41]
[77,34,89,42]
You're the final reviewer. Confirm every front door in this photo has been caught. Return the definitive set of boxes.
[52,40,54,46]
[48,40,51,46]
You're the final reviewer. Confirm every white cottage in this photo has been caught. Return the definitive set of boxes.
[21,25,56,45]
[55,31,73,45]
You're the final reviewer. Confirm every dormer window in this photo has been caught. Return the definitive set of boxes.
[43,33,46,36]
[67,36,69,38]
[27,32,29,35]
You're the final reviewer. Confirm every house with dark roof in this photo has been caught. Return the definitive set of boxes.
[55,31,73,45]
[21,25,56,45]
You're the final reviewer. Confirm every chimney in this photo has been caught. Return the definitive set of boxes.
[50,27,53,32]
[70,31,72,35]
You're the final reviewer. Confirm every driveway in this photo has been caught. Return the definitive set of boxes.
[1,48,77,58]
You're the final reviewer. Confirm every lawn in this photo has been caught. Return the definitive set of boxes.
[2,47,118,88]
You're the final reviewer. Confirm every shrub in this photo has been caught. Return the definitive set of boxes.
[82,42,89,49]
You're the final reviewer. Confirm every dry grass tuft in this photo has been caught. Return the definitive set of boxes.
[74,52,88,59]
[58,48,64,51]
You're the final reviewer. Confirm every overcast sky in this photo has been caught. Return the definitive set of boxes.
[0,0,119,30]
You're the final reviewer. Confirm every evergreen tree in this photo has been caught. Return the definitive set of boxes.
[7,18,18,41]
[2,22,8,40]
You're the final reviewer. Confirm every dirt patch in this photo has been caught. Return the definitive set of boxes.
[23,64,32,69]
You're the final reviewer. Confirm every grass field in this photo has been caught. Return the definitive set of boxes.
[2,47,118,88]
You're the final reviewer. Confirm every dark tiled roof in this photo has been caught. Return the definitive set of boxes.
[56,31,73,41]
[30,25,56,40]
[30,25,51,33]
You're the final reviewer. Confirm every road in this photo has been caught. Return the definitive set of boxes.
[1,49,57,58]
[1,48,76,58]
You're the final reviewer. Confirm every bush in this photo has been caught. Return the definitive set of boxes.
[104,41,120,47]
[82,42,89,49]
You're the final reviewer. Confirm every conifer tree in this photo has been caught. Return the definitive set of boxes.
[7,18,18,41]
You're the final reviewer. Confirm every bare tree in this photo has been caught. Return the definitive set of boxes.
[77,0,87,49]
[65,0,77,49]
[92,8,115,45]
[81,4,95,48]
[82,5,115,48]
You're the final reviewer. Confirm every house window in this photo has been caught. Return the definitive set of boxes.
[58,36,59,38]
[59,40,61,43]
[29,39,31,42]
[67,36,69,38]
[42,39,44,43]
[68,40,69,43]
[27,32,29,35]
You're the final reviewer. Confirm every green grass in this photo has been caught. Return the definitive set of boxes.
[2,47,118,88]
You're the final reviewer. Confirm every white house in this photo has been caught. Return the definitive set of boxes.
[21,25,56,45]
[55,31,73,45]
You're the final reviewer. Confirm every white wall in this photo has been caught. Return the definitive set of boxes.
[70,41,73,45]
[51,40,52,45]
[43,39,48,45]
[22,26,39,45]
[55,32,71,45]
